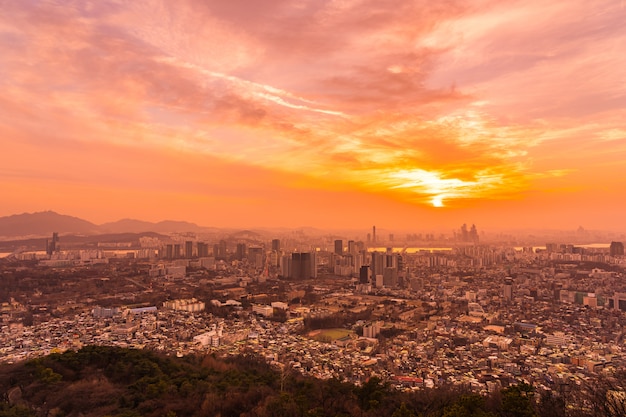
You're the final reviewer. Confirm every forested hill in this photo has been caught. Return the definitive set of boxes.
[0,346,622,417]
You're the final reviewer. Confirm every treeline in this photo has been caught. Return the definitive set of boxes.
[0,345,624,417]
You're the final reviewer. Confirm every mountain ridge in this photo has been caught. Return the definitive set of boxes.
[0,211,209,238]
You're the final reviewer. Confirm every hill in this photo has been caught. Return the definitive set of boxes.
[99,219,208,234]
[0,212,210,238]
[0,211,99,238]
[1,345,620,417]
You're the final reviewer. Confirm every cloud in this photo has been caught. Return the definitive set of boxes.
[1,0,626,228]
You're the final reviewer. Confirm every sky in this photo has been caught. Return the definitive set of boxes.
[1,0,625,231]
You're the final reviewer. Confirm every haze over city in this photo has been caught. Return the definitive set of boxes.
[1,0,626,230]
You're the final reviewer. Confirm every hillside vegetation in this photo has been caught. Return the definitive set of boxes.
[0,346,623,417]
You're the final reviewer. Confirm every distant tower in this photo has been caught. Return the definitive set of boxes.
[372,226,376,243]
[334,239,343,256]
[271,239,281,252]
[46,232,59,256]
[504,277,513,300]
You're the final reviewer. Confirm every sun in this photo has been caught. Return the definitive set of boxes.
[431,196,444,207]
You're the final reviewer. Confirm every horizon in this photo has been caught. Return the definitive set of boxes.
[3,210,626,239]
[1,1,626,230]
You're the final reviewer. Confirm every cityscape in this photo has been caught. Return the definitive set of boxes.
[1,217,626,415]
[1,0,626,415]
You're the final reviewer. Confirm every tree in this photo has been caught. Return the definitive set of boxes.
[500,384,536,417]
[442,394,494,417]
[356,377,388,411]
[392,402,416,417]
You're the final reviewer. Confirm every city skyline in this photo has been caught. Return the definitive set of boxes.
[1,0,626,230]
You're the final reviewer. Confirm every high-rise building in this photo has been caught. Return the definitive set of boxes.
[165,244,174,260]
[236,243,247,261]
[248,246,264,268]
[359,265,369,284]
[271,239,281,252]
[383,267,398,288]
[280,254,292,278]
[334,239,343,256]
[290,252,317,279]
[373,226,376,243]
[197,242,209,258]
[371,251,398,276]
[348,240,356,254]
[46,232,59,256]
[185,241,193,258]
[173,244,181,259]
[504,277,513,300]
[213,240,227,259]
[610,241,624,256]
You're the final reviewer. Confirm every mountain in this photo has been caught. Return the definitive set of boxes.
[0,211,99,238]
[100,219,208,234]
[0,211,210,238]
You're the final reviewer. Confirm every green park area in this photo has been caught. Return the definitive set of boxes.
[308,328,353,343]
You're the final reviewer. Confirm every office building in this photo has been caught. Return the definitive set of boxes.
[348,240,356,254]
[197,242,209,258]
[214,240,227,259]
[185,241,193,258]
[610,241,624,256]
[334,239,343,256]
[236,243,247,261]
[271,239,281,252]
[248,246,264,268]
[46,232,59,256]
[289,252,317,279]
[359,265,370,284]
[165,244,174,260]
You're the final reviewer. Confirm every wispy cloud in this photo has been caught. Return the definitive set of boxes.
[1,0,625,227]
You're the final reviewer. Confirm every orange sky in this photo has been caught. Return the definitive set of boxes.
[1,0,625,231]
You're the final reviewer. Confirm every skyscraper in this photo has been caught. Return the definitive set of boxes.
[236,243,247,261]
[248,246,264,268]
[373,226,376,243]
[359,265,370,284]
[610,241,624,256]
[185,241,193,258]
[504,277,513,300]
[290,252,317,279]
[334,239,343,256]
[348,240,355,254]
[46,232,59,256]
[271,239,281,252]
[197,242,209,258]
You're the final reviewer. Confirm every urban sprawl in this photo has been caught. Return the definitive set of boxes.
[2,227,626,400]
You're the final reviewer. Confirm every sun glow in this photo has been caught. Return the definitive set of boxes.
[431,196,445,207]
